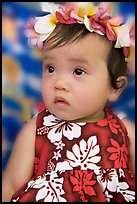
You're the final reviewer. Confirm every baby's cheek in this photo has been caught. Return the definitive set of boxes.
[76,92,93,106]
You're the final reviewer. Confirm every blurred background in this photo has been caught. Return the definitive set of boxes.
[2,2,135,171]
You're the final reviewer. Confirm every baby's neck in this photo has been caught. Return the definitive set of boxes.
[67,111,105,123]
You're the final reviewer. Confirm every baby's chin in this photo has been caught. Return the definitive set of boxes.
[47,106,85,121]
[49,110,78,121]
[54,114,85,123]
[53,114,77,121]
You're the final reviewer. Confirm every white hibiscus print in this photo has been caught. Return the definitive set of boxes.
[117,182,135,202]
[40,114,86,143]
[56,160,73,171]
[104,190,113,202]
[25,171,67,202]
[94,168,119,192]
[94,168,135,202]
[12,197,20,202]
[119,168,125,178]
[64,135,101,170]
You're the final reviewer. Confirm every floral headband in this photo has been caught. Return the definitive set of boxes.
[25,2,135,60]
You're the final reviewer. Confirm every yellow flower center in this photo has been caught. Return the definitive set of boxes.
[50,15,58,26]
[76,3,97,18]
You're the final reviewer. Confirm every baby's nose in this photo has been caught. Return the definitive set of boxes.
[54,77,70,92]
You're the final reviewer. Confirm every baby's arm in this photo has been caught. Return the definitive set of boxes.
[2,117,37,202]
[122,118,135,172]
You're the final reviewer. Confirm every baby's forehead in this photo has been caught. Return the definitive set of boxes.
[85,32,110,46]
[44,31,111,59]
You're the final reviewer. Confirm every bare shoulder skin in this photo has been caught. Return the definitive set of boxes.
[2,117,37,202]
[122,118,135,172]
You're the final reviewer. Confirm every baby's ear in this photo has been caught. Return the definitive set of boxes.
[108,76,128,102]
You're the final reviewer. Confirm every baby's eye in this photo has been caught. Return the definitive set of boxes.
[47,66,55,73]
[73,68,86,75]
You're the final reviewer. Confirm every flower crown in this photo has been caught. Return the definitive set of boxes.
[25,2,135,60]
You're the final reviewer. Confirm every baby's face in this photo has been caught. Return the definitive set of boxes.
[41,34,113,121]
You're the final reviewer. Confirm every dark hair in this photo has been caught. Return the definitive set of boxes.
[44,23,127,89]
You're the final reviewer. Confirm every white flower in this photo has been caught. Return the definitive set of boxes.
[119,168,125,178]
[41,2,60,13]
[95,168,135,202]
[55,161,73,171]
[66,135,101,169]
[31,2,60,46]
[94,168,119,192]
[43,114,86,143]
[113,24,130,48]
[105,190,113,202]
[113,17,134,49]
[54,140,65,150]
[34,13,58,43]
[25,172,67,202]
[53,150,61,160]
[117,182,135,202]
[120,189,135,202]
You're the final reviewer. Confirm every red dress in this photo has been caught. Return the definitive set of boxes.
[11,107,135,202]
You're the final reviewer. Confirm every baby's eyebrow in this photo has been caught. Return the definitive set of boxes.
[43,55,89,64]
[69,57,89,64]
[43,55,54,60]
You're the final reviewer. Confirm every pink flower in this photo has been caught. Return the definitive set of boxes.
[56,11,77,24]
[129,21,135,47]
[95,2,111,20]
[24,2,134,61]
[123,20,135,58]
[105,15,124,41]
[24,18,44,49]
[25,13,59,49]
[88,3,111,34]
[94,3,125,42]
[88,16,106,34]
[55,3,77,24]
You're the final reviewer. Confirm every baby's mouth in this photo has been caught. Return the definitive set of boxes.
[54,96,69,107]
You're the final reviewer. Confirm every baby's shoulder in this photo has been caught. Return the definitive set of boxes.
[115,111,135,138]
[14,116,37,146]
[121,118,135,138]
[121,118,135,171]
[106,108,134,137]
[22,116,37,131]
